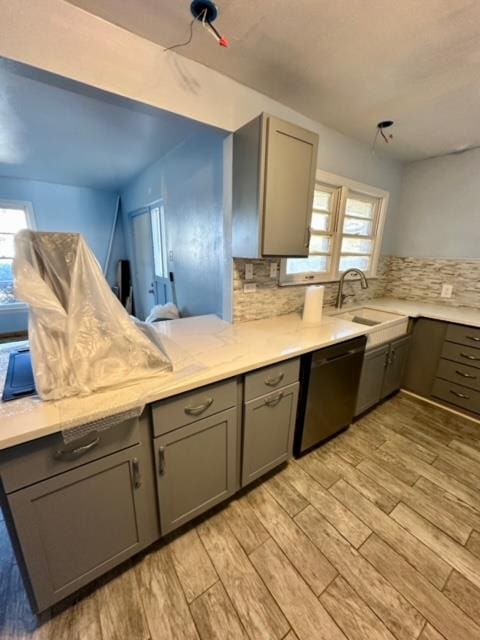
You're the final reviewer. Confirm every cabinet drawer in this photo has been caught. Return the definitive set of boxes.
[432,378,480,415]
[0,415,143,493]
[242,382,299,486]
[244,358,299,402]
[436,358,480,392]
[446,323,480,348]
[441,341,480,369]
[151,379,237,437]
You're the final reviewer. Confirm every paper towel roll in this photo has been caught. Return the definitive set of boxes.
[302,285,325,324]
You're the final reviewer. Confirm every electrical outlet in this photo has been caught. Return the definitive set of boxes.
[270,262,278,279]
[243,283,257,293]
[245,263,254,280]
[441,283,453,298]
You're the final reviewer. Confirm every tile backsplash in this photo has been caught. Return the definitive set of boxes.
[233,257,388,322]
[233,255,480,322]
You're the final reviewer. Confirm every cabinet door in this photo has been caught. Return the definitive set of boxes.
[403,318,446,397]
[6,442,158,612]
[381,336,411,399]
[155,408,238,535]
[242,382,299,487]
[354,345,389,416]
[262,117,318,256]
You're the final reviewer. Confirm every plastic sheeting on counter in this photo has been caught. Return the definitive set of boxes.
[14,230,172,401]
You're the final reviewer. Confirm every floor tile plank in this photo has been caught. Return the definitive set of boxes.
[264,470,310,515]
[330,479,451,589]
[197,511,289,640]
[248,484,337,595]
[390,503,480,590]
[449,439,480,464]
[295,454,341,489]
[360,534,480,640]
[442,570,480,624]
[189,581,249,640]
[225,495,270,555]
[414,477,480,532]
[250,539,346,640]
[169,528,218,603]
[320,575,397,640]
[433,457,480,492]
[295,505,425,640]
[466,530,480,559]
[418,624,447,640]
[135,548,199,640]
[282,463,371,548]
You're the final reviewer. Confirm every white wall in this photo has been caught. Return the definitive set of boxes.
[383,148,480,259]
[0,0,404,252]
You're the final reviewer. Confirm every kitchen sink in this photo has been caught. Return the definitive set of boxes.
[331,306,409,348]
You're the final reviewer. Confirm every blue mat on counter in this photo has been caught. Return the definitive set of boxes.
[2,348,36,402]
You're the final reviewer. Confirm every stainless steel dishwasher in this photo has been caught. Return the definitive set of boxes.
[294,335,367,456]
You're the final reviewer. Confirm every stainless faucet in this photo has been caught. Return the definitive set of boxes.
[335,268,369,309]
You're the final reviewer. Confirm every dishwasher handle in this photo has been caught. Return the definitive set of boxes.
[313,346,364,367]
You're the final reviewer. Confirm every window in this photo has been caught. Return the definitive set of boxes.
[0,201,35,305]
[280,171,388,285]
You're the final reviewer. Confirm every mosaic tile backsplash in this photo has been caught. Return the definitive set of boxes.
[233,256,480,322]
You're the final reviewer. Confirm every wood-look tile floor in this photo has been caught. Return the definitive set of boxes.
[2,392,480,639]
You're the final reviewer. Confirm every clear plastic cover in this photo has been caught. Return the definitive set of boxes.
[14,230,172,400]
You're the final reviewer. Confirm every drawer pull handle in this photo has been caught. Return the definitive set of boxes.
[265,391,284,407]
[466,335,480,342]
[184,397,214,416]
[132,458,142,488]
[455,370,477,379]
[265,372,285,387]
[450,390,470,400]
[460,353,480,361]
[55,436,100,459]
[158,446,166,475]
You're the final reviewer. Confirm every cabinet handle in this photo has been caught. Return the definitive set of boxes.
[466,335,480,342]
[460,353,480,361]
[305,226,311,248]
[184,397,214,416]
[265,372,285,387]
[265,391,284,407]
[55,436,100,459]
[158,446,166,475]
[450,390,470,400]
[455,369,477,379]
[132,458,142,488]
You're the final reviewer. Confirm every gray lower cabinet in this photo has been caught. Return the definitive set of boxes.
[355,344,389,415]
[154,407,238,535]
[3,433,159,612]
[402,318,447,397]
[355,336,410,416]
[242,382,299,486]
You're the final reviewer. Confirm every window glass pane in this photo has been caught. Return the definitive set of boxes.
[0,259,15,303]
[339,255,371,272]
[346,197,375,219]
[0,208,27,233]
[151,207,166,278]
[0,233,15,258]
[286,256,328,275]
[313,190,331,211]
[309,234,330,254]
[343,216,372,236]
[341,237,373,255]
[310,212,329,232]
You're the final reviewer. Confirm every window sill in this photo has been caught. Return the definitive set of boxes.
[278,275,379,287]
[0,302,28,314]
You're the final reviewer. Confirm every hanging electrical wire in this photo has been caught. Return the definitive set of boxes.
[164,0,229,52]
[371,120,394,154]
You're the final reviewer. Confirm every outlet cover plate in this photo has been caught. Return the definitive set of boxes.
[441,283,453,298]
[243,283,257,293]
[245,263,254,280]
[270,263,278,279]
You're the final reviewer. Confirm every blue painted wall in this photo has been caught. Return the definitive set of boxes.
[121,130,226,318]
[0,175,125,334]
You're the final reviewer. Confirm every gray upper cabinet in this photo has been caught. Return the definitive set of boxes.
[154,407,238,535]
[4,429,159,612]
[232,113,319,258]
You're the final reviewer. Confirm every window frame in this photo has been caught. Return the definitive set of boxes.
[0,199,36,311]
[279,170,388,286]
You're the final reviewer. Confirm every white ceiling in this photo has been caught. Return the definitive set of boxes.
[65,0,480,162]
[0,60,216,191]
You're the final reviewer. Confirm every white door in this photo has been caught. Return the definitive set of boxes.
[131,210,156,320]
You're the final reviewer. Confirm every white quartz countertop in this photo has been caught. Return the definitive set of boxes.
[2,297,479,451]
[362,298,480,328]
[0,313,370,450]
